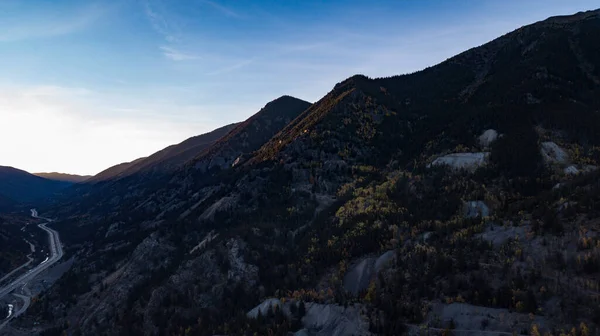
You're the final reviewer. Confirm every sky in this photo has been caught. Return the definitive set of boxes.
[0,0,598,175]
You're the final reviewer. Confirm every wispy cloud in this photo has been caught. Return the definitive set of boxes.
[160,46,201,61]
[203,39,334,75]
[0,3,106,42]
[207,58,255,75]
[199,0,240,18]
[142,0,179,42]
[142,1,201,61]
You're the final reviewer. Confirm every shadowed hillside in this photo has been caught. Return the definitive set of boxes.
[0,166,71,205]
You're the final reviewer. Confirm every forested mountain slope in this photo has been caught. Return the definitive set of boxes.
[25,9,600,336]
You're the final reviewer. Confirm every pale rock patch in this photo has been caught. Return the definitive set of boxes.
[478,129,498,148]
[430,153,490,171]
[247,300,372,336]
[463,201,490,218]
[343,250,396,295]
[301,302,371,336]
[476,224,528,247]
[199,195,238,221]
[246,298,282,319]
[564,165,579,175]
[540,142,568,164]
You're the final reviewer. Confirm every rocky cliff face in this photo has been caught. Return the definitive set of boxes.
[24,9,600,336]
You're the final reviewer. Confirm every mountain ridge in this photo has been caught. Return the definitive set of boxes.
[45,95,310,220]
[86,157,148,184]
[34,172,91,183]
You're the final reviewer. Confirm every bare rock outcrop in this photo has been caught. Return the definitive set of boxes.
[430,153,490,171]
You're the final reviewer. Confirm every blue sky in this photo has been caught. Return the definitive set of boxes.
[0,0,598,175]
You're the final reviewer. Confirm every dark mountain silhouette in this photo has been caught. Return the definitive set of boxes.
[34,172,91,183]
[0,166,71,204]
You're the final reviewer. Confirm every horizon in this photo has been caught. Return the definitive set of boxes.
[0,0,598,175]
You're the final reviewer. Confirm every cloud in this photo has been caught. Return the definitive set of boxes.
[0,3,106,42]
[143,1,199,61]
[199,0,240,18]
[142,0,179,42]
[160,46,200,61]
[206,58,255,75]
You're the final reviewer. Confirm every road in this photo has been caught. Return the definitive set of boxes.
[11,294,30,318]
[0,209,63,330]
[0,257,33,286]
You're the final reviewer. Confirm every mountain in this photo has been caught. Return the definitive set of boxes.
[48,96,311,218]
[34,172,91,183]
[0,166,71,205]
[82,124,239,186]
[85,95,310,186]
[22,9,600,336]
[86,157,147,183]
[192,95,312,172]
[109,122,240,179]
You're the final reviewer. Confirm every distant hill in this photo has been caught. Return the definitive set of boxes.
[0,166,71,204]
[34,172,91,183]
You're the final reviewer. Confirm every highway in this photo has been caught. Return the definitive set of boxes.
[0,256,33,286]
[0,209,63,330]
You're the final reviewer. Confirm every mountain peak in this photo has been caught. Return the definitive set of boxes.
[264,95,311,109]
[542,8,599,24]
[191,95,311,172]
[272,94,306,101]
[333,74,372,90]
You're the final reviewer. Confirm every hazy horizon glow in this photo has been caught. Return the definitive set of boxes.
[0,0,597,175]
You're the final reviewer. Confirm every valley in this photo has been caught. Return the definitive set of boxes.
[0,210,64,333]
